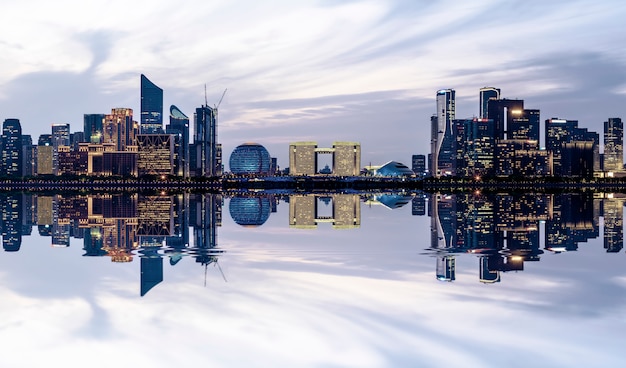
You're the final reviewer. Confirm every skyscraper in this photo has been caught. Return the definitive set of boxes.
[1,119,23,177]
[140,74,164,134]
[487,98,524,140]
[433,89,456,177]
[194,105,218,177]
[167,105,190,177]
[603,117,623,172]
[103,108,137,151]
[479,87,500,119]
[509,109,540,143]
[84,114,105,143]
[51,123,70,175]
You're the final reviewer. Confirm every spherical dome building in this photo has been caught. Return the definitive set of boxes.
[229,143,271,175]
[229,197,271,227]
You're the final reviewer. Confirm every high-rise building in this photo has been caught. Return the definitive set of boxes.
[51,123,70,175]
[1,119,23,177]
[603,117,623,172]
[36,145,54,175]
[487,99,524,140]
[137,134,174,177]
[412,154,426,176]
[332,141,360,176]
[140,74,163,134]
[103,108,137,151]
[509,109,540,143]
[193,105,218,177]
[433,89,456,177]
[84,114,105,143]
[38,134,52,146]
[479,87,500,119]
[166,105,190,177]
[289,142,317,175]
[546,118,599,177]
[21,135,33,177]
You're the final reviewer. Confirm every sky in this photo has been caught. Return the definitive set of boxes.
[0,0,625,169]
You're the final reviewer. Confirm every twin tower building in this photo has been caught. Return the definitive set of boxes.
[430,87,623,178]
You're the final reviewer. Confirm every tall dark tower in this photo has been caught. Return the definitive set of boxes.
[167,105,190,178]
[194,105,218,177]
[487,98,524,140]
[479,87,500,119]
[1,119,23,177]
[140,74,164,134]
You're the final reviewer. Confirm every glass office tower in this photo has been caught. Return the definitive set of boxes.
[140,74,164,134]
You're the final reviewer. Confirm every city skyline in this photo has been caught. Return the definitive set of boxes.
[0,1,624,167]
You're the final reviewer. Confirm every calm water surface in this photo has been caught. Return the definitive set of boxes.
[0,192,624,367]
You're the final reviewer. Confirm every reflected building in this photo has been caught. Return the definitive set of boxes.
[412,196,426,216]
[432,89,456,177]
[436,255,455,282]
[289,194,360,229]
[1,194,22,252]
[229,197,271,227]
[603,196,624,253]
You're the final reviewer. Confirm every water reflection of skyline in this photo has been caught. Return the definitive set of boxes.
[420,192,624,283]
[1,192,625,293]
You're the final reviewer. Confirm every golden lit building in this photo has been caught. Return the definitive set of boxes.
[137,134,174,176]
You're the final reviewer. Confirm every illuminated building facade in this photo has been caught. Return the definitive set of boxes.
[603,117,623,172]
[546,118,599,177]
[51,123,70,175]
[137,134,174,176]
[104,108,137,152]
[509,109,540,143]
[36,145,54,175]
[332,142,360,176]
[58,145,88,176]
[140,74,163,134]
[1,119,23,177]
[289,141,360,176]
[289,142,317,175]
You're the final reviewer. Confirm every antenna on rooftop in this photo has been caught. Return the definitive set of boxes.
[204,84,208,107]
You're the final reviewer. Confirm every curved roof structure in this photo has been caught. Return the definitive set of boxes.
[170,105,188,119]
[366,161,414,177]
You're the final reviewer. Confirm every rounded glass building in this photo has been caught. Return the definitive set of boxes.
[229,197,271,227]
[229,143,271,175]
